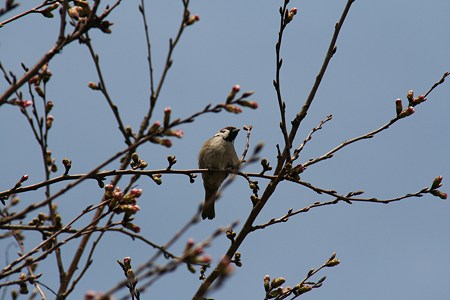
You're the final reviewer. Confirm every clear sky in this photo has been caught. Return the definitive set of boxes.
[1,1,450,299]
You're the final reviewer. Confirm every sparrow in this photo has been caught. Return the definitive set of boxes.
[198,126,240,219]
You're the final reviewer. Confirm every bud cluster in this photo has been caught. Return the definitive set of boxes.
[40,2,59,18]
[395,90,428,119]
[45,150,58,173]
[117,257,138,294]
[183,238,211,268]
[285,7,298,24]
[430,175,447,200]
[223,84,259,114]
[264,274,294,299]
[105,185,142,232]
[130,152,148,170]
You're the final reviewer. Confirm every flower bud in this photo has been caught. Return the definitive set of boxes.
[431,175,443,190]
[264,275,271,292]
[88,82,100,90]
[35,86,45,98]
[226,84,240,103]
[236,100,258,109]
[430,189,448,200]
[325,258,340,267]
[161,139,172,148]
[152,174,162,185]
[185,14,200,26]
[285,7,298,24]
[46,101,54,113]
[46,115,54,129]
[224,104,242,114]
[163,107,171,127]
[149,121,161,133]
[129,188,143,198]
[413,95,426,105]
[395,98,403,116]
[296,284,312,295]
[271,277,286,289]
[397,106,415,119]
[406,90,414,102]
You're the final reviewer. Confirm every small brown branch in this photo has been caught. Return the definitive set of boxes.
[240,125,253,162]
[84,33,132,145]
[0,0,121,105]
[292,115,332,161]
[273,0,292,160]
[252,184,432,231]
[0,0,49,27]
[275,0,355,175]
[139,0,155,97]
[424,71,449,97]
[137,0,192,138]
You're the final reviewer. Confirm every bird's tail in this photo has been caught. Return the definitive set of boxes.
[202,189,217,220]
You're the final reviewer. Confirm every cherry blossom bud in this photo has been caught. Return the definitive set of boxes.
[46,115,54,129]
[35,86,44,97]
[397,106,415,119]
[264,275,271,292]
[431,176,443,190]
[84,290,97,300]
[105,184,115,192]
[236,100,259,109]
[185,14,200,26]
[152,174,162,185]
[395,98,403,116]
[46,101,54,113]
[196,255,211,264]
[226,84,240,103]
[161,139,172,148]
[325,258,340,267]
[406,90,414,102]
[21,175,29,183]
[130,188,142,198]
[296,284,312,295]
[184,238,195,253]
[125,222,141,233]
[163,107,171,127]
[413,95,426,105]
[285,7,298,24]
[88,82,100,90]
[431,189,448,200]
[271,277,286,289]
[224,104,242,114]
[149,121,161,133]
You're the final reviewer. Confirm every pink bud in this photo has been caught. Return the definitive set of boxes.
[130,188,143,198]
[18,100,33,108]
[232,84,240,93]
[105,184,115,191]
[161,139,172,148]
[290,7,298,14]
[84,290,97,300]
[21,175,29,182]
[197,254,211,264]
[195,246,204,255]
[174,129,184,138]
[431,176,443,190]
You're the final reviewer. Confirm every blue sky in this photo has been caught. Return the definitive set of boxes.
[1,1,450,299]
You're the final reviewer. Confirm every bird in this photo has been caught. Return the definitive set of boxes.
[198,126,241,219]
